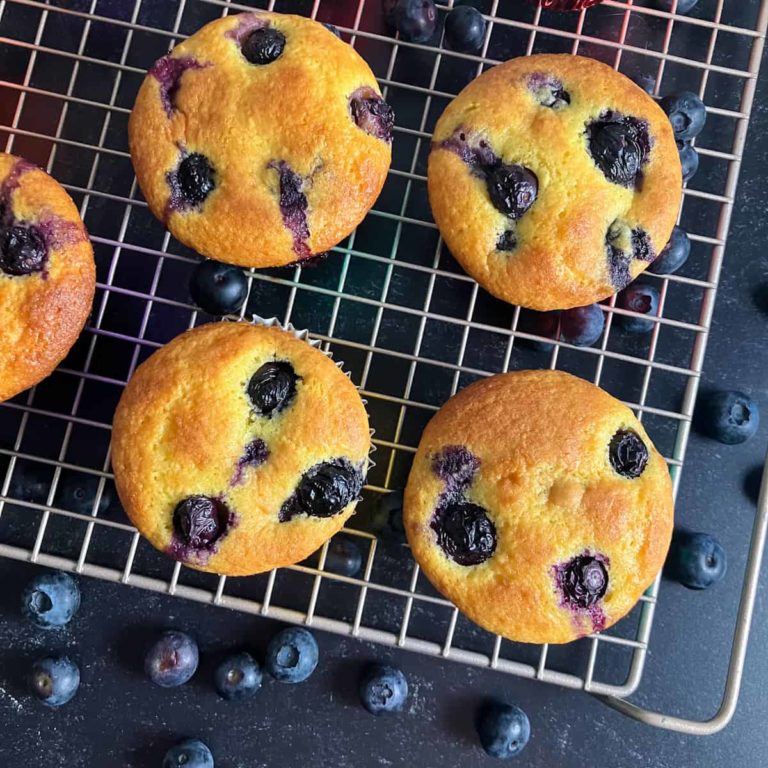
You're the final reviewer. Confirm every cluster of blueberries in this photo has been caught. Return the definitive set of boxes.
[17,565,532,763]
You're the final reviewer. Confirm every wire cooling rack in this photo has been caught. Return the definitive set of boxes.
[0,0,767,734]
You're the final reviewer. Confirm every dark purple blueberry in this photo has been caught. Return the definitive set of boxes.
[560,304,604,347]
[485,164,538,219]
[247,361,298,417]
[323,23,342,38]
[242,27,286,65]
[520,309,560,352]
[21,571,81,630]
[174,153,216,208]
[496,229,517,251]
[189,260,248,316]
[431,445,479,490]
[393,0,437,43]
[0,223,47,275]
[431,501,496,566]
[30,655,80,707]
[677,140,699,183]
[350,90,395,142]
[444,6,486,53]
[586,113,650,187]
[271,161,311,259]
[555,554,608,609]
[667,529,726,590]
[616,282,659,334]
[605,221,653,290]
[609,429,648,478]
[173,495,229,549]
[650,226,690,275]
[660,91,706,141]
[359,664,408,715]
[477,701,531,759]
[281,459,364,521]
[527,73,570,109]
[149,56,203,117]
[145,630,199,688]
[214,651,262,701]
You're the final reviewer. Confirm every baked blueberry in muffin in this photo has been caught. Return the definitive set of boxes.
[404,370,673,644]
[428,54,681,311]
[112,322,371,576]
[0,153,95,402]
[129,11,392,268]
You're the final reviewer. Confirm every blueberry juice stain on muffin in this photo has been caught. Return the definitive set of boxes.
[429,446,497,566]
[149,57,206,117]
[268,162,311,259]
[605,221,655,291]
[0,159,84,278]
[552,552,610,633]
[169,495,235,565]
[436,129,538,253]
[349,87,395,142]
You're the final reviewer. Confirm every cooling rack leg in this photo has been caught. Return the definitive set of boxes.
[598,450,768,735]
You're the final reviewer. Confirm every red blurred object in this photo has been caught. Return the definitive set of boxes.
[531,0,604,10]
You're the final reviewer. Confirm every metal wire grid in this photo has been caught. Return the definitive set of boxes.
[0,0,765,714]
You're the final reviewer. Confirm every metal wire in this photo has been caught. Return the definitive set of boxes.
[0,0,766,725]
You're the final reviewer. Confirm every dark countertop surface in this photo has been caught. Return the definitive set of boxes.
[1,2,768,767]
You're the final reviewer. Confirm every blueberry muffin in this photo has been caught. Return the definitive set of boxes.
[111,321,371,576]
[404,370,673,644]
[0,153,95,402]
[129,11,393,268]
[428,54,682,311]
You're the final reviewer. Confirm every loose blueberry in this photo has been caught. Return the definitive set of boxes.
[189,260,248,316]
[555,554,609,609]
[30,655,80,707]
[323,23,342,38]
[520,309,560,351]
[527,73,570,109]
[651,0,699,13]
[242,27,285,65]
[444,6,486,52]
[173,496,229,550]
[247,361,299,417]
[586,113,650,187]
[667,530,726,590]
[145,630,199,687]
[560,304,604,347]
[431,501,496,566]
[609,429,649,479]
[281,459,363,521]
[632,72,657,96]
[350,90,395,142]
[163,739,214,768]
[431,445,480,491]
[677,140,699,183]
[359,664,408,715]
[496,229,517,251]
[700,390,760,445]
[477,701,531,759]
[214,652,262,701]
[616,282,660,334]
[321,536,363,576]
[21,571,81,630]
[369,489,406,543]
[393,0,437,43]
[660,91,706,141]
[265,627,319,683]
[485,164,538,219]
[0,223,47,275]
[649,226,690,275]
[175,153,215,207]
